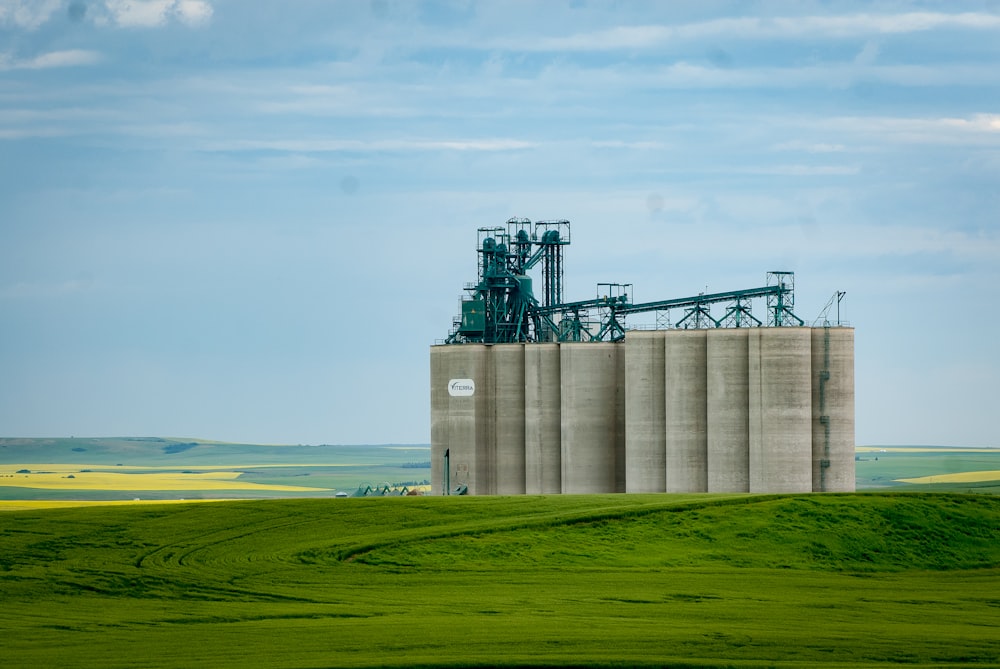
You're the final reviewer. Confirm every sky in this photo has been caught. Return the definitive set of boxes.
[1,1,998,447]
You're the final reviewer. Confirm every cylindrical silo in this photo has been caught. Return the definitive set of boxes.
[811,327,856,492]
[560,342,623,494]
[525,343,561,494]
[492,343,526,495]
[430,343,489,495]
[664,330,707,492]
[748,328,813,493]
[625,331,666,492]
[706,328,750,493]
[430,345,449,495]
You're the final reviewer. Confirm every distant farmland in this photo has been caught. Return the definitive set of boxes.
[854,445,1000,494]
[1,438,998,505]
[0,493,997,668]
[0,437,430,502]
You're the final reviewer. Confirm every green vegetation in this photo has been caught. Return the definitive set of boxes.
[1,493,998,668]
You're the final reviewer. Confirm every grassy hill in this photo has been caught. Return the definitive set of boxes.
[1,493,998,668]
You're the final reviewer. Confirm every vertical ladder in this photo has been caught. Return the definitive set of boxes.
[818,327,831,491]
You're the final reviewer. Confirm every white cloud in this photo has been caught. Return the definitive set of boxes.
[0,49,101,71]
[0,0,212,29]
[101,0,213,28]
[0,0,61,29]
[207,138,537,153]
[739,164,861,176]
[521,60,1000,96]
[520,12,1000,51]
[172,0,212,26]
[772,141,847,153]
[592,140,669,150]
[817,114,1000,145]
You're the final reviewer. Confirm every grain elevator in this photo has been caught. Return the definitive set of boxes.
[431,219,854,495]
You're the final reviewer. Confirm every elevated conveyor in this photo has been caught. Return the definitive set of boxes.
[446,219,802,344]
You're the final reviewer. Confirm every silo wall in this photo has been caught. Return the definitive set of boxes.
[525,343,562,494]
[433,325,852,497]
[811,327,856,492]
[561,342,624,493]
[706,329,750,492]
[430,344,489,495]
[664,330,708,492]
[625,331,666,492]
[748,328,813,493]
[492,344,526,495]
[430,345,448,495]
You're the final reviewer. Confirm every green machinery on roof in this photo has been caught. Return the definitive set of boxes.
[445,218,803,345]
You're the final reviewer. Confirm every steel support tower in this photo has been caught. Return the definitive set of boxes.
[446,219,803,344]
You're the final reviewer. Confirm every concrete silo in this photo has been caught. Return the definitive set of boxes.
[430,343,489,495]
[625,331,666,493]
[492,344,526,495]
[560,342,624,494]
[748,328,814,493]
[525,343,561,494]
[706,328,750,493]
[664,330,708,493]
[812,327,855,492]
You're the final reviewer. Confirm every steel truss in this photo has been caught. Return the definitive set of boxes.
[446,220,803,344]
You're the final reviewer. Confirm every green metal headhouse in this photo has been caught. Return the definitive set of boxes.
[445,217,803,345]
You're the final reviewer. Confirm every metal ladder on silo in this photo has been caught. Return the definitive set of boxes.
[818,327,832,492]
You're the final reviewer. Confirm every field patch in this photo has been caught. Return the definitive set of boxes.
[0,499,229,511]
[857,446,998,453]
[1,463,375,471]
[856,446,1000,493]
[0,469,329,492]
[0,440,429,500]
[897,470,1000,484]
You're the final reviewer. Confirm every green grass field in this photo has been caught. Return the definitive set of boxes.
[1,493,998,668]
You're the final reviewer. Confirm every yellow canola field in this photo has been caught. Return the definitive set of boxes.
[896,470,1000,484]
[856,446,1000,453]
[0,499,232,512]
[3,463,369,472]
[0,470,330,492]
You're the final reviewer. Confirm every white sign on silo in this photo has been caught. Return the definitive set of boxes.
[448,379,476,397]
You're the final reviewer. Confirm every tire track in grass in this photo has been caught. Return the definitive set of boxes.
[134,515,337,601]
[130,496,719,599]
[345,494,1000,573]
[318,495,742,564]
